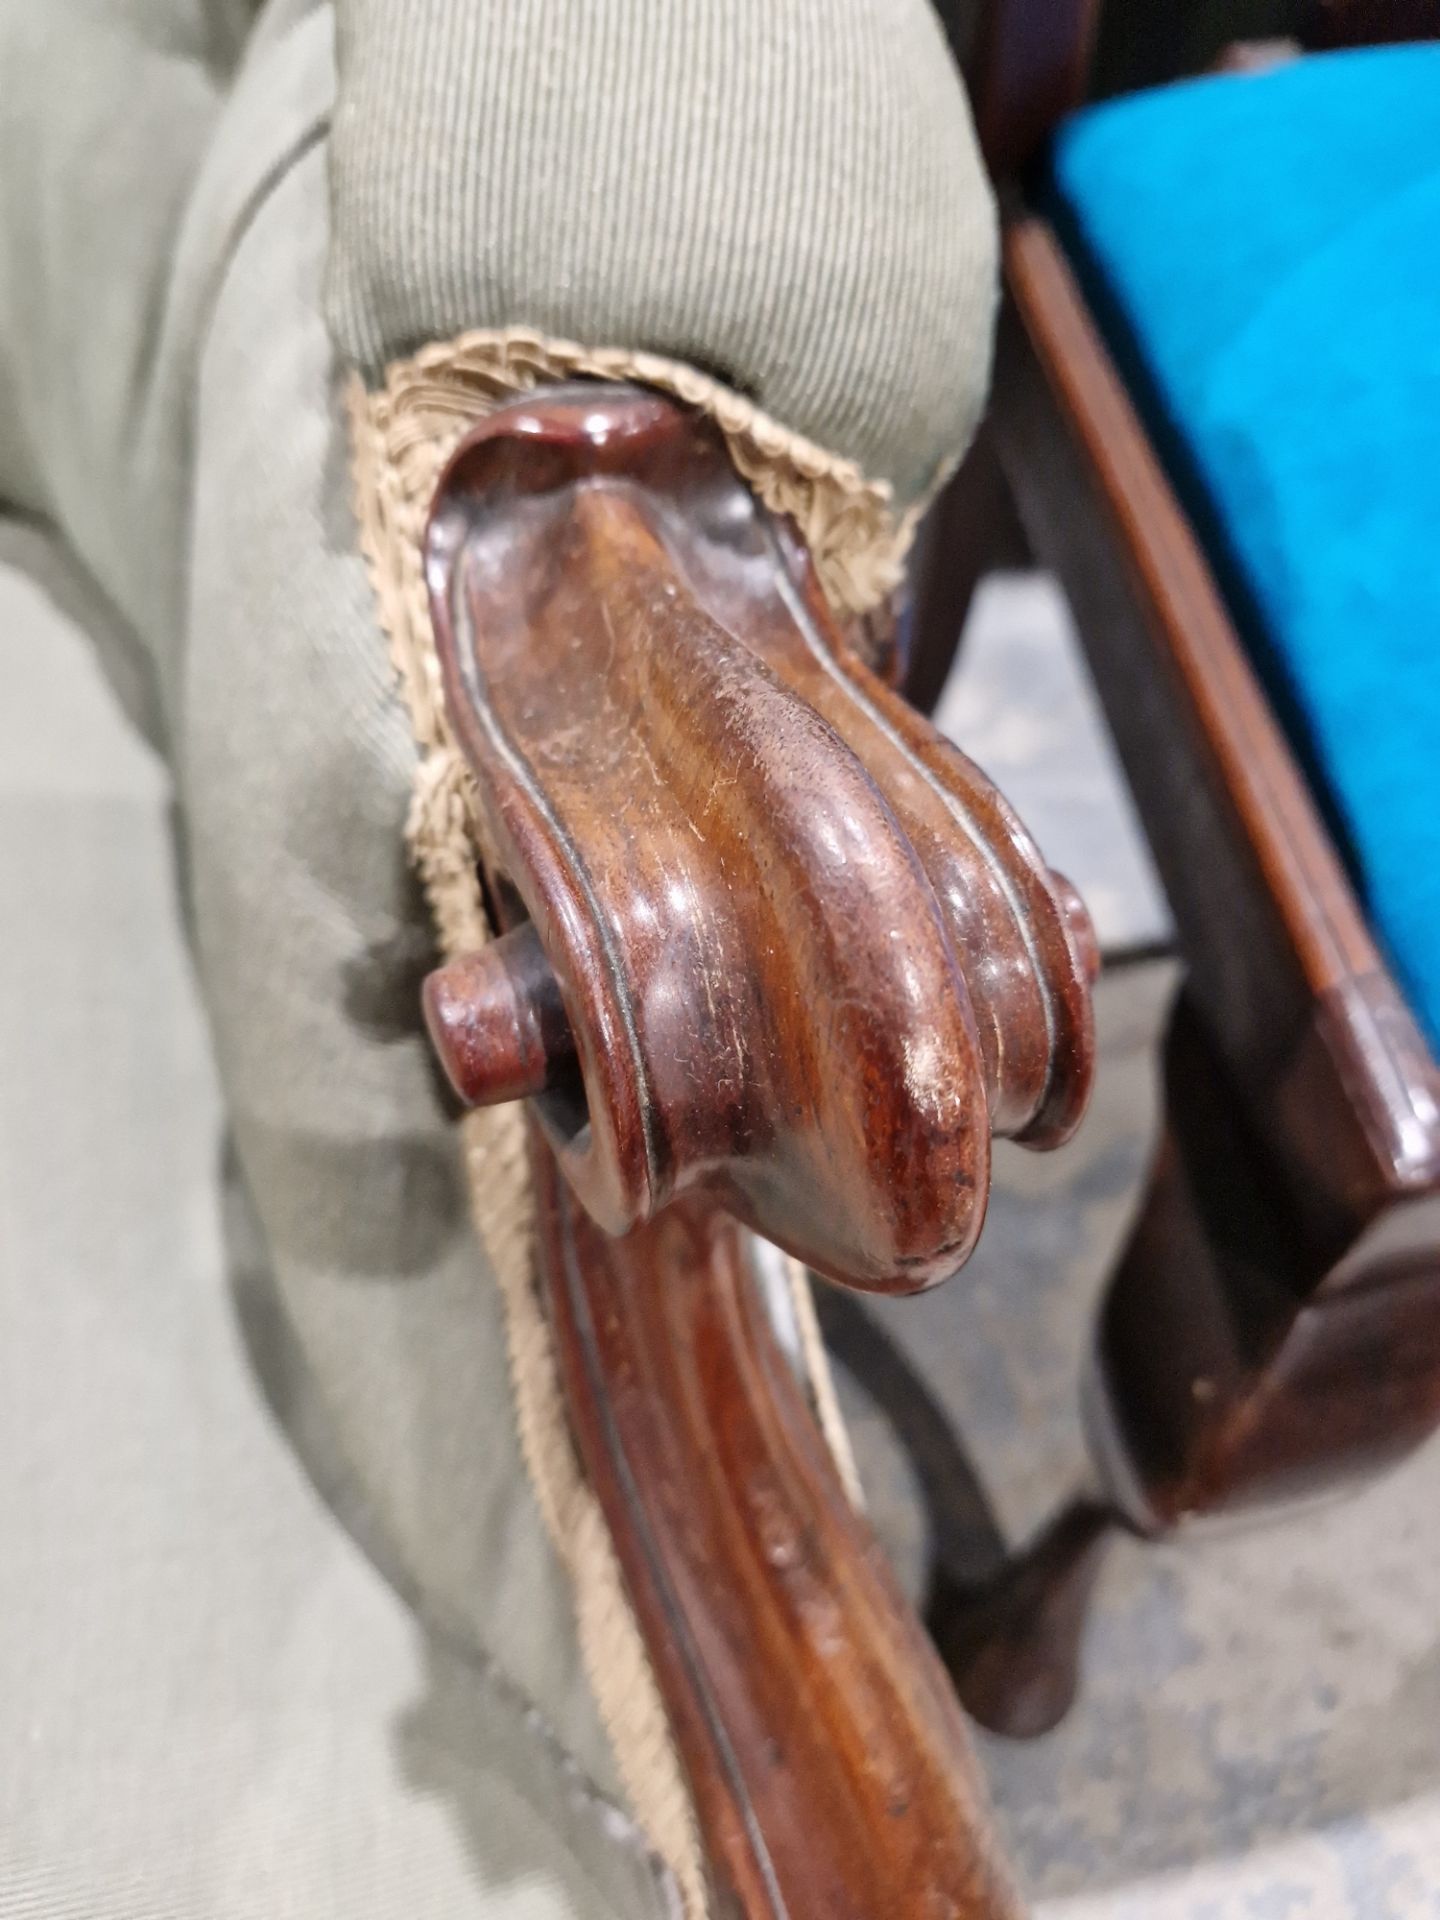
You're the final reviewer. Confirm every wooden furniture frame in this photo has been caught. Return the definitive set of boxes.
[908,0,1440,1737]
[419,385,1101,1914]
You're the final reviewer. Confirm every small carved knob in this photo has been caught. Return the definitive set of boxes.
[424,923,575,1107]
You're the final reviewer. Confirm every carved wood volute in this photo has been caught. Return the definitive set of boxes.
[422,385,1096,1294]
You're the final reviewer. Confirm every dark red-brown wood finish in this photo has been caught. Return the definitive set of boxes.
[423,387,1094,1295]
[539,1156,1024,1920]
[419,385,1100,1913]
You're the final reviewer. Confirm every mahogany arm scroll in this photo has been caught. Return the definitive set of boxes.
[419,387,1096,1918]
[423,385,1095,1295]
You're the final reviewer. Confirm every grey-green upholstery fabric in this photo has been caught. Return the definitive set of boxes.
[0,521,674,1919]
[179,6,618,1790]
[0,0,997,1910]
[0,0,225,690]
[326,0,997,509]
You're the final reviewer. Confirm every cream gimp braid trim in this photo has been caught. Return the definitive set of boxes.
[346,326,888,1918]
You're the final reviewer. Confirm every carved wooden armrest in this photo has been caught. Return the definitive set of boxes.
[420,386,1097,1917]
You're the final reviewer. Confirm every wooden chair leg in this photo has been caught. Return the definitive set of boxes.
[815,1282,1120,1738]
[904,423,1031,714]
[935,995,1266,1735]
[1094,999,1440,1525]
[931,1498,1116,1738]
[938,991,1440,1737]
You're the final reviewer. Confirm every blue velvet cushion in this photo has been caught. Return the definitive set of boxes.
[1046,45,1440,1051]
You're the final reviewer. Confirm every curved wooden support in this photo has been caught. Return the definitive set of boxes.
[421,386,1099,1913]
[930,1499,1116,1740]
[539,1147,1024,1919]
[939,998,1440,1742]
[425,384,1094,1294]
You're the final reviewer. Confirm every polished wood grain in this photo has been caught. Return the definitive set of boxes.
[539,1148,1025,1920]
[424,921,575,1106]
[425,384,1095,1294]
[421,384,1101,1910]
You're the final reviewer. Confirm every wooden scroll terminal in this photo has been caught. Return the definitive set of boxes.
[421,385,1097,1917]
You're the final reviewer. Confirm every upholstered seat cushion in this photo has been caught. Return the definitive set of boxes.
[1046,45,1440,1051]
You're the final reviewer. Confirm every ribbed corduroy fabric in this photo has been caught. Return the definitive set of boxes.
[326,0,998,509]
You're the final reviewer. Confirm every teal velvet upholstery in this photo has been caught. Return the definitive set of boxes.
[1046,45,1440,1052]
